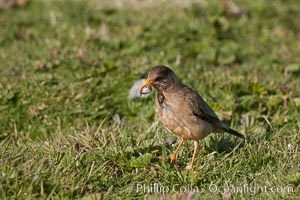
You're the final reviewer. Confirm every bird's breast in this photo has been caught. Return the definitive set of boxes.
[161,104,171,112]
[155,94,212,140]
[157,102,192,139]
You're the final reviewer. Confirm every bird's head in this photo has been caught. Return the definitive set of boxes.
[140,65,179,95]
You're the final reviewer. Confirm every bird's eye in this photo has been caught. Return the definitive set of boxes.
[154,76,162,82]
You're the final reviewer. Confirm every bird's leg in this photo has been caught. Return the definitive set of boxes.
[170,139,184,164]
[188,141,199,170]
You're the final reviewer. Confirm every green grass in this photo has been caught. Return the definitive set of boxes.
[0,0,299,199]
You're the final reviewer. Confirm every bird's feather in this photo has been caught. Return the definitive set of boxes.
[183,86,244,138]
[183,86,225,128]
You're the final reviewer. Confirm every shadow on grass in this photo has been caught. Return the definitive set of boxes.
[203,134,246,155]
[128,134,249,171]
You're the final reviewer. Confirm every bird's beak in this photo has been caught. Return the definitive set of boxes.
[140,79,154,96]
[140,79,154,89]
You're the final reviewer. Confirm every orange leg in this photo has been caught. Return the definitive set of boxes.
[188,141,199,170]
[170,139,185,164]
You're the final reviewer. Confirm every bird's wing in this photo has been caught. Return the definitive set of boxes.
[184,87,225,129]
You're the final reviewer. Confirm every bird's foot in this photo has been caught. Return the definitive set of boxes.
[169,154,177,164]
[187,164,194,170]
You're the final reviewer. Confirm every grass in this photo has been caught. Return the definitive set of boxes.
[0,0,299,199]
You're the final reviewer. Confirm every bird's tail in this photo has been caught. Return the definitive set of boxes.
[224,127,245,139]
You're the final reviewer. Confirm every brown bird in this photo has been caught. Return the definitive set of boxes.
[140,65,244,170]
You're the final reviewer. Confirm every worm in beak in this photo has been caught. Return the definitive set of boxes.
[140,79,153,96]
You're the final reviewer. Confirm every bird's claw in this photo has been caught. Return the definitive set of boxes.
[169,154,177,164]
[187,164,194,170]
